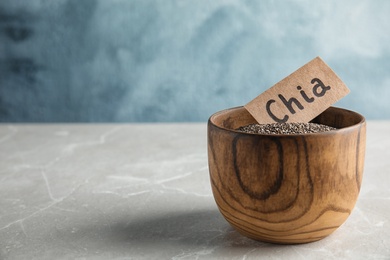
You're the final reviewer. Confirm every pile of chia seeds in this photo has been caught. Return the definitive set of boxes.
[236,122,336,135]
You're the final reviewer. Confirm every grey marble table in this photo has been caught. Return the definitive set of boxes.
[0,122,389,260]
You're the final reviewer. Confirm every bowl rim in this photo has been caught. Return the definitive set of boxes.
[208,106,366,137]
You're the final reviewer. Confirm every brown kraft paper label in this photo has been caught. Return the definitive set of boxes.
[244,57,350,124]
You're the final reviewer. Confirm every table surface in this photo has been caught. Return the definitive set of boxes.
[0,122,389,260]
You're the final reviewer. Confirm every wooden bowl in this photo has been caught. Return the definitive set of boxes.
[208,106,366,244]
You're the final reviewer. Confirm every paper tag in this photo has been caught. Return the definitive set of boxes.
[244,57,350,124]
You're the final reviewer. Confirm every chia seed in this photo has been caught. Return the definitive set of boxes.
[236,122,336,135]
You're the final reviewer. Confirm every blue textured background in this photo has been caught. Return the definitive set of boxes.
[1,0,389,122]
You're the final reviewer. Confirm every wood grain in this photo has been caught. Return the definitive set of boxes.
[207,106,366,244]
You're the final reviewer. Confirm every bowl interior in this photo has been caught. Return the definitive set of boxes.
[210,106,365,131]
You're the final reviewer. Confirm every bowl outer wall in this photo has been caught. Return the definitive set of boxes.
[207,106,366,244]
